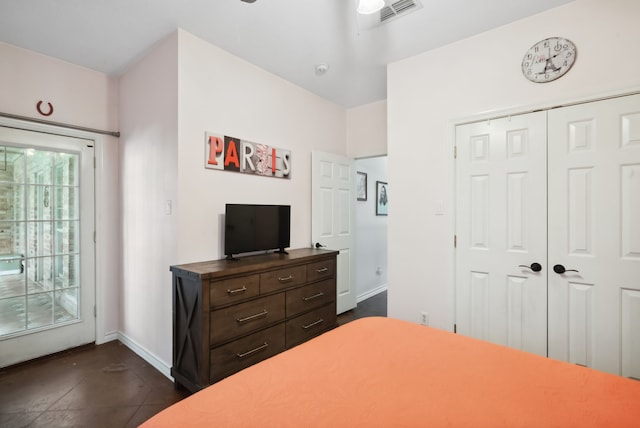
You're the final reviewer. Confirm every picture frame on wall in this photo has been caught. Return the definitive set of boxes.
[376,181,388,216]
[356,172,367,201]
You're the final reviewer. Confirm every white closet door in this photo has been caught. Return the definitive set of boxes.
[455,112,547,356]
[548,94,640,377]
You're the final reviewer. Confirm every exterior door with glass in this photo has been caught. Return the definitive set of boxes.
[0,126,95,367]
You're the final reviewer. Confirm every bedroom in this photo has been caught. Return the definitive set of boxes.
[1,0,640,425]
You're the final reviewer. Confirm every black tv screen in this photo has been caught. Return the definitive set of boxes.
[224,204,291,258]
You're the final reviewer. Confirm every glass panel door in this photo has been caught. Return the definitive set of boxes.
[0,126,94,367]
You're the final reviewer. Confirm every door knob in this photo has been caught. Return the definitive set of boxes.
[315,242,326,249]
[518,262,542,272]
[553,264,579,274]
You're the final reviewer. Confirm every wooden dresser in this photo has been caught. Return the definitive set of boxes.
[170,248,338,393]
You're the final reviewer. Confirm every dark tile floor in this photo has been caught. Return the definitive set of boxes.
[0,290,387,427]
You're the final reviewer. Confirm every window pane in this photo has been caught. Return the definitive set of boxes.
[54,153,78,186]
[0,296,26,335]
[54,254,78,289]
[0,270,25,299]
[26,257,54,293]
[0,147,26,184]
[26,222,53,258]
[55,221,78,255]
[27,185,52,221]
[0,184,25,221]
[27,292,52,329]
[27,150,53,186]
[54,187,78,220]
[0,221,24,256]
[54,287,78,323]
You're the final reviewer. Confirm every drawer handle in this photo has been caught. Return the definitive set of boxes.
[278,275,294,282]
[302,318,324,330]
[302,292,325,302]
[237,309,268,324]
[237,342,269,359]
[315,267,329,273]
[227,286,248,295]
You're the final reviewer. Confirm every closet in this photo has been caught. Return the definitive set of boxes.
[455,93,640,378]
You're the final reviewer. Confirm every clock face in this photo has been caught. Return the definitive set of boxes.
[521,37,576,83]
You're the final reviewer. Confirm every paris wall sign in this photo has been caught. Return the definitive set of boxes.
[205,132,291,179]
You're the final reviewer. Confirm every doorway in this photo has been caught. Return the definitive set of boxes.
[0,126,95,367]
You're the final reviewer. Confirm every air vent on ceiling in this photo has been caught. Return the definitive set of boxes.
[380,0,422,24]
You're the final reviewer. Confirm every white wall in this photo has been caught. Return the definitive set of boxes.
[0,42,121,343]
[387,0,640,330]
[347,101,387,158]
[176,30,346,264]
[354,156,388,300]
[118,33,179,367]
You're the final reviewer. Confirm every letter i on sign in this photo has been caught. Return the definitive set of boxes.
[271,148,277,173]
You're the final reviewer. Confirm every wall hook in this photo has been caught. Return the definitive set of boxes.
[36,101,54,116]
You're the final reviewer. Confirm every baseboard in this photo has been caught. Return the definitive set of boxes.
[96,330,119,345]
[357,284,387,303]
[117,331,173,381]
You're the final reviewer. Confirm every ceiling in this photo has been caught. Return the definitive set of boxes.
[0,0,573,108]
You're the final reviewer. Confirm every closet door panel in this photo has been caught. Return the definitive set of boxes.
[548,94,640,376]
[455,112,547,356]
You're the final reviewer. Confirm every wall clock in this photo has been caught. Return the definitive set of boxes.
[521,37,576,83]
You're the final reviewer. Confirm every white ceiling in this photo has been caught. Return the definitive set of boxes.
[0,0,573,108]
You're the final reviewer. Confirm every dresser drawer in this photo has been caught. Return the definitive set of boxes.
[209,274,260,307]
[210,294,285,345]
[285,303,336,348]
[286,279,335,318]
[260,264,307,294]
[306,258,336,283]
[210,323,286,383]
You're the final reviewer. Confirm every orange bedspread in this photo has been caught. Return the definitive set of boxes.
[142,317,640,427]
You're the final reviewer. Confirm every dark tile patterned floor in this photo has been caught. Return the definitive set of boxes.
[0,290,387,427]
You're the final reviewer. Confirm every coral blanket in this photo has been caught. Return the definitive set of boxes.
[142,317,640,427]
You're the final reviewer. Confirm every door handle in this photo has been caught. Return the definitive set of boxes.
[518,262,542,272]
[315,242,326,248]
[553,264,579,274]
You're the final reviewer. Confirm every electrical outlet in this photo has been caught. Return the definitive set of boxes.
[420,312,429,326]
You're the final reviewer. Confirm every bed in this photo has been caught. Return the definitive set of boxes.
[142,317,640,427]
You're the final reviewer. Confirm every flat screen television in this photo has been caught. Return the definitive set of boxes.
[224,204,291,259]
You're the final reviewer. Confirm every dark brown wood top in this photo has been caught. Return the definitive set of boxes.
[170,248,339,280]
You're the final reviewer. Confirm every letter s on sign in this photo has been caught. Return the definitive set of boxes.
[281,152,291,176]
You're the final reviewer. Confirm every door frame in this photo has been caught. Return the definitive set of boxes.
[0,115,110,348]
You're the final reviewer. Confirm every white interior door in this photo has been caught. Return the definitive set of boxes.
[311,150,356,314]
[548,94,640,377]
[455,112,548,356]
[0,126,95,367]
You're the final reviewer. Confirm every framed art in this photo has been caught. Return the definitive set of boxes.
[356,172,367,201]
[376,181,388,216]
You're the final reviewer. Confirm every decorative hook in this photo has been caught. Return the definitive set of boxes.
[36,101,54,116]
